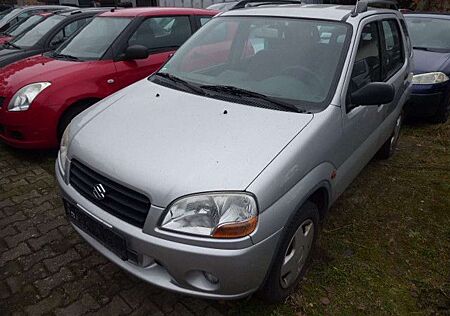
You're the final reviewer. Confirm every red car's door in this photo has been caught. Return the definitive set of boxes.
[113,15,194,90]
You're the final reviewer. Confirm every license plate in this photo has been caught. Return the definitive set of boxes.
[64,201,128,260]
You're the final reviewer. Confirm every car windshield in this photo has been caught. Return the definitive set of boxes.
[152,16,350,111]
[0,8,16,19]
[406,16,450,52]
[6,15,44,36]
[54,17,132,60]
[12,14,64,48]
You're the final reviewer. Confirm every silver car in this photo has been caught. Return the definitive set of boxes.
[56,0,412,302]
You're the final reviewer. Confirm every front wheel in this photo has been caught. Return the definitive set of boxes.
[377,111,403,160]
[258,202,319,303]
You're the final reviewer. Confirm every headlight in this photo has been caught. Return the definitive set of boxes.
[412,72,449,85]
[59,125,70,175]
[8,82,51,111]
[161,193,258,238]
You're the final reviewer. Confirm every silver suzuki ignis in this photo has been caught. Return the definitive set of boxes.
[56,0,412,302]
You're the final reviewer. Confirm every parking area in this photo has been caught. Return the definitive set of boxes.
[0,145,226,316]
[1,121,449,316]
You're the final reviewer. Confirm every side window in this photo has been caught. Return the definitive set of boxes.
[348,21,382,105]
[50,18,90,48]
[14,11,32,23]
[381,19,404,79]
[400,19,411,56]
[200,17,212,26]
[128,16,192,52]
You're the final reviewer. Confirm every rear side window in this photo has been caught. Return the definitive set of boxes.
[128,16,192,52]
[200,17,212,26]
[50,18,91,48]
[381,19,404,80]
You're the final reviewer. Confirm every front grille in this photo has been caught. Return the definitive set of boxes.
[0,97,5,109]
[69,160,151,228]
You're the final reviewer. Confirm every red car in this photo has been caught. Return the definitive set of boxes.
[0,8,217,149]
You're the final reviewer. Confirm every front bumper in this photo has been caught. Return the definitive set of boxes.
[405,82,450,117]
[55,161,281,299]
[0,108,56,149]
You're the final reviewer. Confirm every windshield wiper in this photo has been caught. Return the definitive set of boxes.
[4,41,20,49]
[413,46,450,53]
[200,85,304,113]
[52,52,80,61]
[154,72,207,96]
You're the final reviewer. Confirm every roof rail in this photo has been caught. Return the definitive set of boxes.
[351,0,399,17]
[230,0,302,10]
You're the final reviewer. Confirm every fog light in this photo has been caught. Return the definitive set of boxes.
[203,271,219,284]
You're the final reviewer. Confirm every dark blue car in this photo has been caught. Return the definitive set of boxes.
[405,13,450,123]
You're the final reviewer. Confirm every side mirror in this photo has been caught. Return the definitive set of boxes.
[123,45,149,61]
[350,82,395,106]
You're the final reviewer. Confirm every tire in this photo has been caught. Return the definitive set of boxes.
[258,201,319,303]
[377,111,403,160]
[57,101,96,143]
[429,99,450,124]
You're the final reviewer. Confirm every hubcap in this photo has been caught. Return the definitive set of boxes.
[280,219,314,289]
[390,114,402,151]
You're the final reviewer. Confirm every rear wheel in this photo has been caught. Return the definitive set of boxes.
[57,101,97,143]
[377,111,403,160]
[259,202,319,303]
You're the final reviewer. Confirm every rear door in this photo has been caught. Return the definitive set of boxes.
[112,15,195,90]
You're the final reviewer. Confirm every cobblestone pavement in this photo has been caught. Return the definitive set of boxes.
[0,143,228,316]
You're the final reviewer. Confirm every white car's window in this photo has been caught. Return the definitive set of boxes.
[154,16,350,111]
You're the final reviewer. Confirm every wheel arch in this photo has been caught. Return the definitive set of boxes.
[56,97,102,140]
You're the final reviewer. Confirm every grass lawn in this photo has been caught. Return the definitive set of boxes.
[226,121,450,315]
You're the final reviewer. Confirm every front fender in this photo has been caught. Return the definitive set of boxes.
[250,162,335,244]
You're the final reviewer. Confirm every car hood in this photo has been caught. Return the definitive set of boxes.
[0,54,93,95]
[413,49,450,74]
[70,80,313,207]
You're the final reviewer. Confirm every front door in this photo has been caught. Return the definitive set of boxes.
[113,15,194,90]
[335,18,386,195]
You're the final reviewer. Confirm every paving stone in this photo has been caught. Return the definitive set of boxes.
[54,293,100,316]
[34,267,74,297]
[11,190,41,204]
[0,225,17,238]
[37,217,68,234]
[0,242,31,266]
[43,249,81,273]
[87,296,131,316]
[24,292,64,316]
[0,212,26,229]
[129,302,164,316]
[0,280,11,299]
[28,228,63,251]
[4,227,40,248]
[17,246,56,271]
